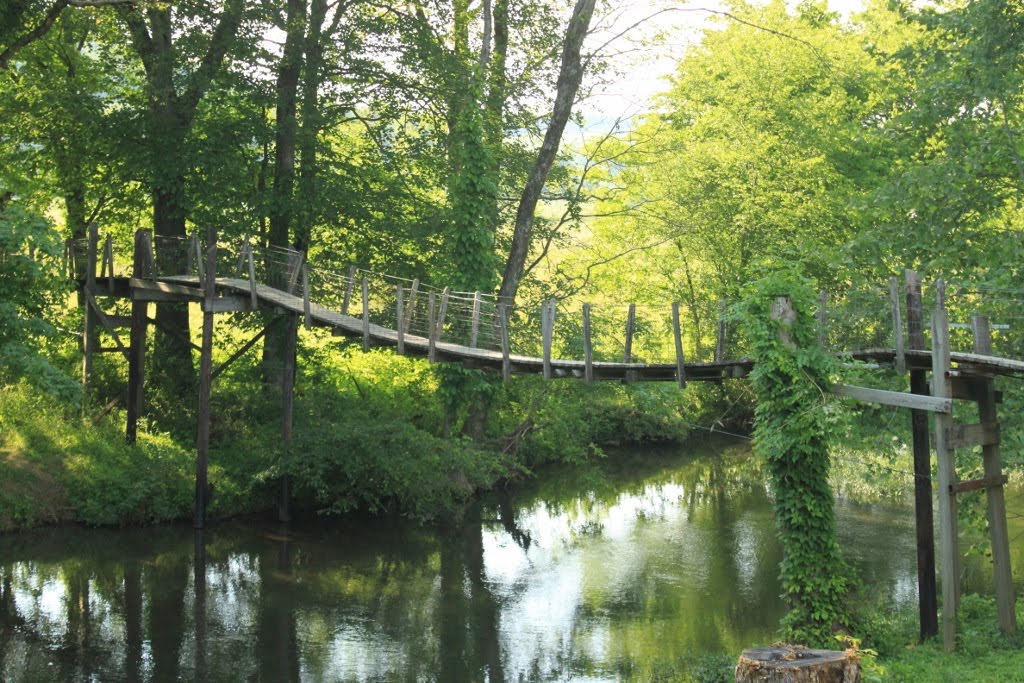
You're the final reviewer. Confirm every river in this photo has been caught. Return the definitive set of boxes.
[1,438,1021,681]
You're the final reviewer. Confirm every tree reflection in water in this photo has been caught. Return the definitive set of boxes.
[1,439,1004,681]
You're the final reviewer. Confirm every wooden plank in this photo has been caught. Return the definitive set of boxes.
[891,276,906,374]
[470,292,481,348]
[672,302,685,389]
[971,315,1017,634]
[831,383,952,413]
[130,278,204,300]
[950,474,1008,495]
[946,422,1000,450]
[498,303,511,381]
[931,294,959,652]
[583,303,593,385]
[341,266,356,315]
[361,276,370,352]
[428,290,437,363]
[302,265,311,330]
[396,284,405,355]
[202,297,251,313]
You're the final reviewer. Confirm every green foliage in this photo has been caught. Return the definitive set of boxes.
[734,264,851,645]
[0,383,193,529]
[0,205,79,403]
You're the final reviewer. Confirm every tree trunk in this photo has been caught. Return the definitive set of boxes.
[263,0,306,389]
[497,0,596,304]
[735,647,860,683]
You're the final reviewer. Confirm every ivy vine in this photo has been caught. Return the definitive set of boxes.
[734,264,851,645]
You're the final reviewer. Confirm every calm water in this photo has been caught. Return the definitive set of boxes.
[1,439,1021,682]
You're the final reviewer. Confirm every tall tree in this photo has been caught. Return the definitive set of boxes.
[117,0,245,385]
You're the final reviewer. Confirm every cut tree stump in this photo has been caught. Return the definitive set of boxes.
[735,645,860,683]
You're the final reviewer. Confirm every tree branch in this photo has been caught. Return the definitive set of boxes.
[0,0,69,70]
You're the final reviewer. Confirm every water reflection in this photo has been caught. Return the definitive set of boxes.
[1,441,1020,681]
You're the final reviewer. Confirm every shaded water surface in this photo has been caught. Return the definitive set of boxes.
[2,440,1021,681]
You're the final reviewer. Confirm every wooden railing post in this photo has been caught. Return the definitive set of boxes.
[542,299,555,380]
[361,276,370,351]
[470,291,482,348]
[906,268,938,641]
[672,302,685,388]
[891,276,906,374]
[498,303,511,381]
[583,303,593,384]
[396,284,405,355]
[624,303,636,384]
[427,290,437,362]
[715,300,726,363]
[302,265,311,330]
[342,265,357,315]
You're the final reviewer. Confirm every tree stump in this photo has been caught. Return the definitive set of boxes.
[735,645,860,683]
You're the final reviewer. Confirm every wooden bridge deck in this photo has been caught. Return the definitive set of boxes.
[133,275,1024,381]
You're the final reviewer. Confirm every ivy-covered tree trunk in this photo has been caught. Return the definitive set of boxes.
[738,268,850,645]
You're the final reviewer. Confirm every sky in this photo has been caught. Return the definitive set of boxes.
[580,0,866,122]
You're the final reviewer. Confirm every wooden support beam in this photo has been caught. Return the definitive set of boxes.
[946,422,1000,450]
[950,474,1008,495]
[498,303,511,381]
[906,268,938,640]
[971,315,1017,635]
[84,289,130,362]
[830,383,952,413]
[583,303,593,385]
[396,284,405,355]
[931,284,959,652]
[210,324,273,383]
[194,227,217,530]
[131,279,204,300]
[672,301,685,389]
[470,292,481,348]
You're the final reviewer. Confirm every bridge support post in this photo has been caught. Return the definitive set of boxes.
[279,313,298,523]
[126,230,151,444]
[82,223,98,390]
[195,227,217,529]
[905,269,938,640]
[930,281,959,652]
[970,316,1016,635]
